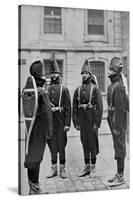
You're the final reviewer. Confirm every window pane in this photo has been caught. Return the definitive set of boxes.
[44,7,61,16]
[44,18,61,33]
[88,9,104,35]
[44,7,51,15]
[88,17,104,25]
[90,61,105,92]
[44,7,62,34]
[56,24,62,33]
[88,25,104,35]
[44,24,49,33]
[88,9,104,17]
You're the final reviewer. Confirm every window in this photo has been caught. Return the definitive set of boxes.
[84,9,107,42]
[88,9,104,35]
[123,56,128,77]
[90,61,105,92]
[43,60,63,79]
[44,7,62,34]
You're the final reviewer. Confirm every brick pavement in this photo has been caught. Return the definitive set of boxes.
[19,134,130,195]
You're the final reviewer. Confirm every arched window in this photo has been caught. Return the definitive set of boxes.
[89,61,105,92]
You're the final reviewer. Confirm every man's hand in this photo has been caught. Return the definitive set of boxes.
[94,125,98,132]
[113,129,120,136]
[51,107,57,112]
[64,126,70,132]
[75,125,80,131]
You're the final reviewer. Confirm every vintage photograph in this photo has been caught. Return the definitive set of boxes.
[18,4,129,195]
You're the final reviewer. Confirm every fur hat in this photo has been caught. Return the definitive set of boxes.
[30,60,45,79]
[81,60,91,74]
[109,57,123,73]
[50,60,60,74]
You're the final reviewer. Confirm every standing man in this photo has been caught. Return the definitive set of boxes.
[107,57,129,186]
[72,60,103,177]
[47,60,71,179]
[24,60,53,194]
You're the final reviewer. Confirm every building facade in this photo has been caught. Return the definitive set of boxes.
[121,11,129,85]
[19,5,129,135]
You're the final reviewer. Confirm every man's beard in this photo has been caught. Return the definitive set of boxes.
[51,75,60,82]
[35,77,46,87]
[82,76,90,84]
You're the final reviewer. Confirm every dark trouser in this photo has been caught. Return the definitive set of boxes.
[80,128,97,165]
[27,163,40,184]
[50,133,66,165]
[107,116,126,159]
[48,112,67,165]
[107,116,126,175]
[79,109,98,165]
[117,158,125,174]
[24,117,47,169]
[84,151,96,165]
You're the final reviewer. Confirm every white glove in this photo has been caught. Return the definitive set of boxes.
[64,126,70,132]
[113,129,120,136]
[75,125,80,131]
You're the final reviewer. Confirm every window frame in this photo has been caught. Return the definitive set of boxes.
[83,10,108,43]
[44,7,62,34]
[89,61,105,93]
[40,7,65,40]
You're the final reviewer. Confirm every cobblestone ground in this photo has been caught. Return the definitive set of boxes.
[19,134,130,195]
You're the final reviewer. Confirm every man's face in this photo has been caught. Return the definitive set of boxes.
[82,72,91,81]
[108,69,116,77]
[51,72,60,80]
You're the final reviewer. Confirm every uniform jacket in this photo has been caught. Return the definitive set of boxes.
[107,79,128,132]
[73,80,103,129]
[107,75,129,159]
[48,80,71,127]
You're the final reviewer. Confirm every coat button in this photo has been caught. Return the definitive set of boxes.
[83,99,85,102]
[51,98,54,102]
[83,91,85,94]
[52,90,55,94]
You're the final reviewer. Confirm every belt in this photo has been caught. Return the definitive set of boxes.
[108,106,115,111]
[78,103,94,110]
[51,107,63,112]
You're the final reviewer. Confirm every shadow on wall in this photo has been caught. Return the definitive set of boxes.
[7,187,18,194]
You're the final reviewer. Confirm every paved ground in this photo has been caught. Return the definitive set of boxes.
[19,134,130,196]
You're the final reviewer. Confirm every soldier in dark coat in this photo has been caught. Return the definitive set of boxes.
[47,60,71,179]
[72,60,103,177]
[107,57,129,186]
[24,60,53,194]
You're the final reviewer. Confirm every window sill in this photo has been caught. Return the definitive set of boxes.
[83,35,109,43]
[40,33,65,41]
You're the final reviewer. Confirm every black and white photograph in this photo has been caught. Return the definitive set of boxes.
[18,3,130,196]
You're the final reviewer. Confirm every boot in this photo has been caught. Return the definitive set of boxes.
[79,163,90,177]
[90,164,96,178]
[47,164,57,178]
[108,173,124,187]
[60,164,67,179]
[29,181,41,195]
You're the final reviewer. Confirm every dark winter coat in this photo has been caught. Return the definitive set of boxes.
[107,77,129,159]
[73,79,103,154]
[24,89,53,169]
[47,80,71,152]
